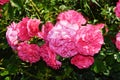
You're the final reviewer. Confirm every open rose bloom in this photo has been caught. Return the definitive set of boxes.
[115,0,120,18]
[75,24,104,56]
[17,42,41,63]
[47,20,79,58]
[6,10,104,69]
[71,54,94,69]
[6,22,19,50]
[17,17,41,41]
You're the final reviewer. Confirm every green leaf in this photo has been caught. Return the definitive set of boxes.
[91,0,101,7]
[5,76,11,80]
[10,0,24,9]
[114,52,120,62]
[0,71,9,76]
[92,59,107,73]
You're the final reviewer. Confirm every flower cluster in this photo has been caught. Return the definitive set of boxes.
[6,17,61,69]
[6,10,104,69]
[115,0,120,50]
[47,10,104,69]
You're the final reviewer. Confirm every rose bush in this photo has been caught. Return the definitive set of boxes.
[1,0,120,80]
[7,10,103,69]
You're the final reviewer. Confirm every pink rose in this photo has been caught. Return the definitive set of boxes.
[39,44,61,69]
[17,17,41,41]
[17,42,41,63]
[71,54,94,69]
[57,10,86,26]
[76,24,104,56]
[6,22,19,50]
[17,17,31,41]
[27,18,41,37]
[115,32,120,50]
[0,0,9,5]
[115,0,120,18]
[47,20,79,58]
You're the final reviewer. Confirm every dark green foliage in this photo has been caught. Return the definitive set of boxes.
[0,0,120,80]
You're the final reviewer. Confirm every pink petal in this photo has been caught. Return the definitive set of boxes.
[6,22,19,50]
[47,20,79,58]
[41,21,54,40]
[17,42,41,63]
[57,10,87,26]
[39,44,61,69]
[115,0,120,18]
[71,54,94,69]
[17,17,31,41]
[0,0,9,5]
[115,32,120,50]
[76,24,104,56]
[27,18,41,37]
